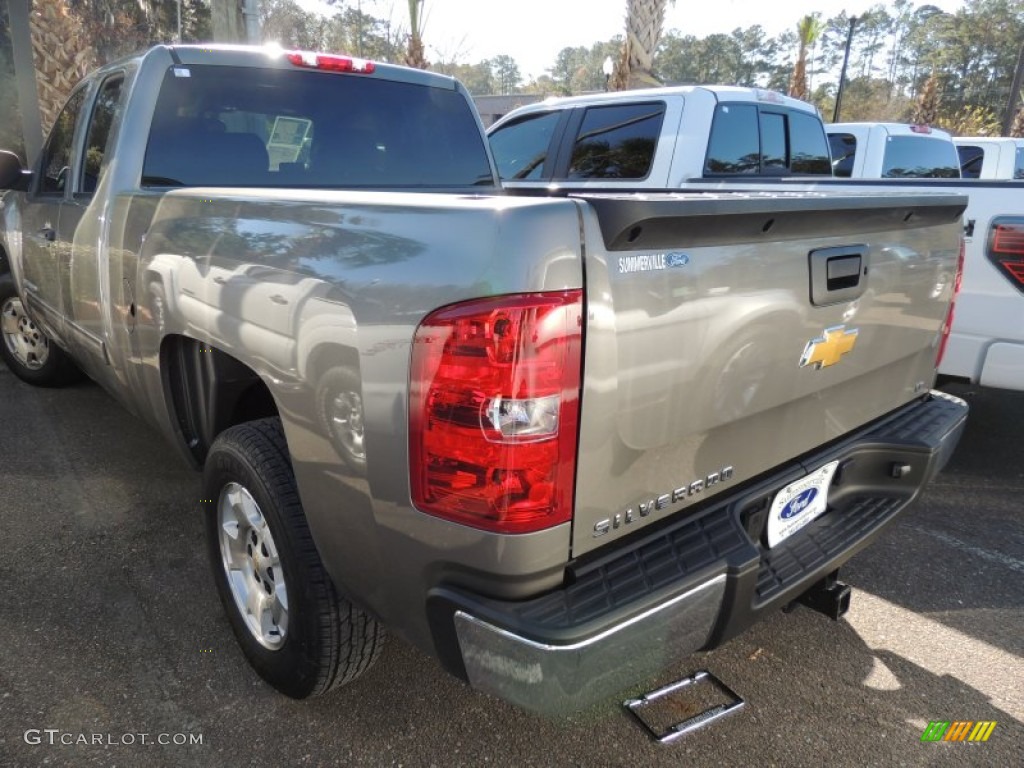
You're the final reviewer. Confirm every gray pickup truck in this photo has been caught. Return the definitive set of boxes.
[0,46,969,714]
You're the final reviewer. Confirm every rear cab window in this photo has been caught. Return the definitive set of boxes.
[1015,146,1024,179]
[882,136,960,178]
[142,64,494,189]
[705,102,830,176]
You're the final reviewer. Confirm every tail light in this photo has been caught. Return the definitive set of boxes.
[286,51,375,74]
[986,217,1024,292]
[410,291,583,534]
[935,237,965,368]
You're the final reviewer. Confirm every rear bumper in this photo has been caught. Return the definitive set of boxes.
[427,391,968,714]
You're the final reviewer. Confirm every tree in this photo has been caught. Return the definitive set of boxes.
[404,0,427,69]
[611,0,673,90]
[912,72,942,124]
[1011,106,1024,137]
[947,105,1001,136]
[491,55,521,95]
[29,0,96,132]
[789,14,823,100]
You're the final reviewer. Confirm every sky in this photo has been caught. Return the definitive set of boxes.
[302,1,965,81]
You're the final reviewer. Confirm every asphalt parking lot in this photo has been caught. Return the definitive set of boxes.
[0,368,1021,768]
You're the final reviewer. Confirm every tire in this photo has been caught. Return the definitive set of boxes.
[0,274,83,387]
[204,417,385,698]
[316,366,367,476]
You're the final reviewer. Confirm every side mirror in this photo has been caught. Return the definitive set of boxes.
[0,150,31,191]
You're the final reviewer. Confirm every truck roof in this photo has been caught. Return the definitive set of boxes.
[117,43,459,91]
[828,122,953,140]
[511,84,818,115]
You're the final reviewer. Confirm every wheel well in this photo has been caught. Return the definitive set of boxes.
[161,335,279,465]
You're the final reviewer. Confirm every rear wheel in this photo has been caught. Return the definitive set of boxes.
[204,418,385,698]
[0,275,83,386]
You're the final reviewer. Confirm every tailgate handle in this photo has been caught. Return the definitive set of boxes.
[826,255,862,291]
[809,245,867,306]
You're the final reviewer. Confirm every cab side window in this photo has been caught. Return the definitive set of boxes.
[705,104,759,174]
[789,111,831,174]
[80,75,125,195]
[706,103,831,176]
[828,133,857,178]
[567,103,664,180]
[38,89,86,196]
[488,112,561,180]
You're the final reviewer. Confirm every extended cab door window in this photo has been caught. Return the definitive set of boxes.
[489,111,563,180]
[829,133,857,177]
[704,103,759,174]
[956,145,984,179]
[79,75,124,195]
[37,88,87,196]
[567,103,664,180]
[788,110,831,174]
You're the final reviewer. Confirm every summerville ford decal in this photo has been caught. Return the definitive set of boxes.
[618,252,690,274]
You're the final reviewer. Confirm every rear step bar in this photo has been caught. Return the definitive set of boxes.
[795,570,852,620]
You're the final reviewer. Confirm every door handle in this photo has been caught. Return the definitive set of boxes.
[38,226,56,242]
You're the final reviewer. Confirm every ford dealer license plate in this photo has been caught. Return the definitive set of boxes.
[766,461,840,548]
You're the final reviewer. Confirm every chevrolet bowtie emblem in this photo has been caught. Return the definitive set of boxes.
[799,325,859,369]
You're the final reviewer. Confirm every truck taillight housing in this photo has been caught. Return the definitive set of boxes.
[987,217,1024,293]
[936,237,965,368]
[410,291,583,534]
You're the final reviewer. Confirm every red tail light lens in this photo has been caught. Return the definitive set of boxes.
[286,51,375,74]
[987,217,1024,292]
[410,291,583,534]
[936,237,965,368]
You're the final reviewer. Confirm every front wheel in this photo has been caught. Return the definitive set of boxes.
[204,418,385,698]
[0,275,83,386]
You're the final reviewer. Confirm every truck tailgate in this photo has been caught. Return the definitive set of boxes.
[571,191,966,557]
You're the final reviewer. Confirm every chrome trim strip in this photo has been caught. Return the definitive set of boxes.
[454,574,725,653]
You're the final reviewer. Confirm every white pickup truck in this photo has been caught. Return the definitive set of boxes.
[955,136,1024,179]
[825,122,960,179]
[817,123,1024,391]
[493,93,1021,393]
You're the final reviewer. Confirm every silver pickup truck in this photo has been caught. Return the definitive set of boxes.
[0,46,969,714]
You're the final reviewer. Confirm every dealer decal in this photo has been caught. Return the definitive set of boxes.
[618,252,689,274]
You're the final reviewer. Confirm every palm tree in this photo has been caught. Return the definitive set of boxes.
[789,14,822,102]
[610,0,673,91]
[404,0,428,70]
[912,73,942,125]
[1010,106,1024,138]
[29,0,96,132]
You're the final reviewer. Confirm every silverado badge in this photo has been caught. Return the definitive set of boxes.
[799,325,859,369]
